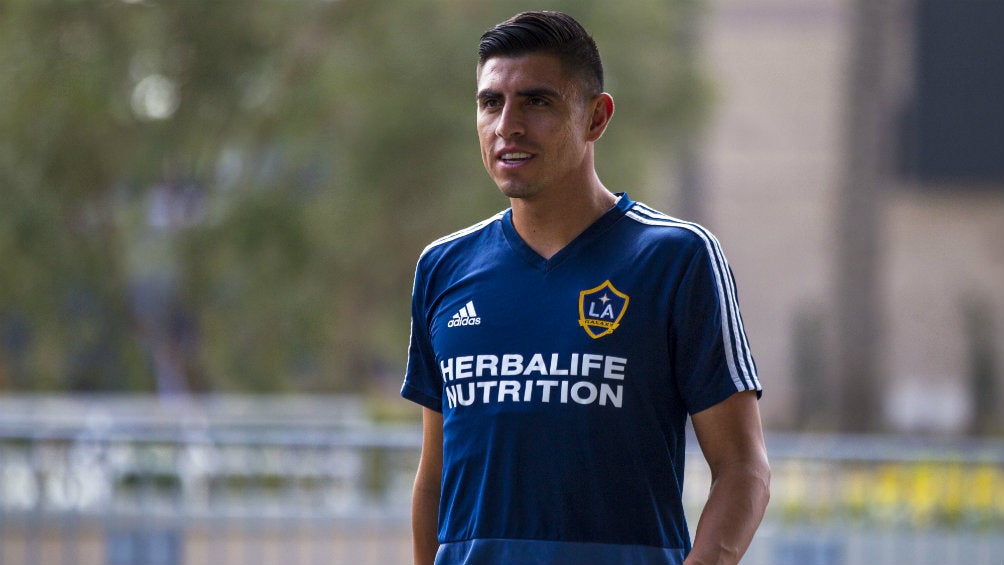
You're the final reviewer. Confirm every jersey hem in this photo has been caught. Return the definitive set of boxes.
[435,537,686,565]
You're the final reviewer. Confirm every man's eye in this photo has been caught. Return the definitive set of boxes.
[480,98,501,109]
[528,97,547,106]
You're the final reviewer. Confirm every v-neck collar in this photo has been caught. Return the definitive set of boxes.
[501,193,633,272]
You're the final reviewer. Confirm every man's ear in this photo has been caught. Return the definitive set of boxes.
[586,93,614,142]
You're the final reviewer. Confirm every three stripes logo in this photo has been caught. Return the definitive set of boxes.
[447,300,481,328]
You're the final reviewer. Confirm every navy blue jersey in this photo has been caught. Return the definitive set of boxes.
[402,194,760,565]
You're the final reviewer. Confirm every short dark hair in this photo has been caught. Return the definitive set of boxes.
[478,11,604,98]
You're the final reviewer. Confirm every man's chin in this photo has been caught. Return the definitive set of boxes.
[496,181,540,201]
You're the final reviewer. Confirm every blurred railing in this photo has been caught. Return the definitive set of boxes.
[1,395,1002,565]
[0,395,419,565]
[732,433,1004,565]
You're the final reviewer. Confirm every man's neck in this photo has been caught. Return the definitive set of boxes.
[509,180,616,260]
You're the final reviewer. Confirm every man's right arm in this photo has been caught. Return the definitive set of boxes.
[412,407,443,565]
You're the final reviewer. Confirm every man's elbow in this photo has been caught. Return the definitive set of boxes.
[725,453,771,514]
[750,447,771,505]
[757,458,771,514]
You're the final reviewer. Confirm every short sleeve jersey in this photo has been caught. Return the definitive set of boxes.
[402,194,761,565]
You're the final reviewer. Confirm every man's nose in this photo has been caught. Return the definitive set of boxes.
[495,105,525,138]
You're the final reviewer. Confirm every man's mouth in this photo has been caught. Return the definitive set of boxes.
[500,152,533,163]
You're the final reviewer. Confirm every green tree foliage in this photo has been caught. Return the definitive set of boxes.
[0,0,708,393]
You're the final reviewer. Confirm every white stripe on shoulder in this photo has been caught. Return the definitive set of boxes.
[627,202,688,224]
[420,210,507,258]
[625,203,760,392]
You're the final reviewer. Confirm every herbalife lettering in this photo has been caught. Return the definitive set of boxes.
[440,353,626,409]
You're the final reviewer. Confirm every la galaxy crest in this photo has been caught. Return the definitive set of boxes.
[578,280,629,339]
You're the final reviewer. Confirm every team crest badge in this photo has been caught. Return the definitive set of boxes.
[578,280,630,339]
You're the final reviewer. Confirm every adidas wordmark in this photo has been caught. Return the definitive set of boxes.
[448,300,481,328]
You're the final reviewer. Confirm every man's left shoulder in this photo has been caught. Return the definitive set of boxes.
[622,201,719,251]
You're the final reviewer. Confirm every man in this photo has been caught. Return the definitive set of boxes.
[402,11,769,565]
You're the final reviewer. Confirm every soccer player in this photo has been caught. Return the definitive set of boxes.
[402,11,769,565]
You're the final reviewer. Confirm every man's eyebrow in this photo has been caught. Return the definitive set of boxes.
[517,87,561,99]
[476,87,562,100]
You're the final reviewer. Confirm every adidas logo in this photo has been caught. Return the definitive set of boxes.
[447,300,481,328]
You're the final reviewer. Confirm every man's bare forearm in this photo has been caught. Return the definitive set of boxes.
[412,408,443,565]
[684,459,770,565]
[412,478,440,565]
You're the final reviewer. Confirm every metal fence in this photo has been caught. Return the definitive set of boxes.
[732,433,1004,565]
[1,395,1002,565]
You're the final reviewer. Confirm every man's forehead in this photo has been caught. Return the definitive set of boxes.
[476,53,572,93]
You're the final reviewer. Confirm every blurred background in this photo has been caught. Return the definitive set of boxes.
[0,0,1001,564]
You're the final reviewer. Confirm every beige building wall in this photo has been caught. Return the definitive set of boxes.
[698,0,1004,433]
[884,191,1004,432]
